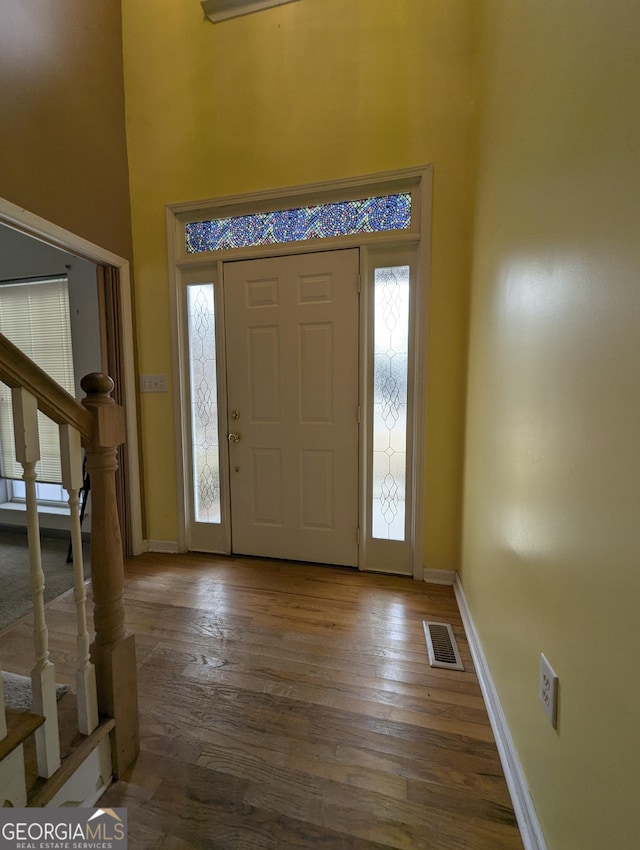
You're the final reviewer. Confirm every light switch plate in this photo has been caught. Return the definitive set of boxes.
[140,374,167,393]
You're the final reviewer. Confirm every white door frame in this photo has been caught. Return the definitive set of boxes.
[168,165,432,579]
[0,195,144,555]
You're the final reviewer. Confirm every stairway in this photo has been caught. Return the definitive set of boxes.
[0,334,140,807]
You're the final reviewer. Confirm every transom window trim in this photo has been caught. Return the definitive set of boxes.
[185,192,412,254]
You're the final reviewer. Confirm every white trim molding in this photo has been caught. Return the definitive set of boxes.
[146,539,180,554]
[0,196,144,556]
[201,0,300,24]
[423,568,456,585]
[454,575,547,850]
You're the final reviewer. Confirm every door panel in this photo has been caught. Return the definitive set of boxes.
[248,326,280,420]
[251,447,283,524]
[224,249,359,566]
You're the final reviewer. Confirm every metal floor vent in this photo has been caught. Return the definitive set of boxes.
[423,621,464,671]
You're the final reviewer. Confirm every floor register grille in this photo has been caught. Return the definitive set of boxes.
[423,621,464,671]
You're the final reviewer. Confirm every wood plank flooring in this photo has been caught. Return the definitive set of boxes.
[1,552,524,849]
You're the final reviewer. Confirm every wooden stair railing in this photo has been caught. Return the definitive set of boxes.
[0,334,139,782]
[80,372,139,777]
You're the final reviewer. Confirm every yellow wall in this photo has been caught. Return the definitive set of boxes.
[0,1,132,260]
[6,3,638,844]
[463,2,640,848]
[121,0,476,560]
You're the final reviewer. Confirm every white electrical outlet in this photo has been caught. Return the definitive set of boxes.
[539,653,559,729]
[140,374,168,393]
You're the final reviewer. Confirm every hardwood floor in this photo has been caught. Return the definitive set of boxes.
[3,553,524,849]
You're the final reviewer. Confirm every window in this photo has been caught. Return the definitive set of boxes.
[0,276,75,484]
[372,266,410,540]
[8,480,67,504]
[186,193,412,253]
[186,283,221,523]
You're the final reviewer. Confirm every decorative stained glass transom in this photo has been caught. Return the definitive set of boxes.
[372,265,410,541]
[185,193,411,253]
[187,284,221,524]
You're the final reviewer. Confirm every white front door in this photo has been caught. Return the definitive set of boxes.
[223,249,360,566]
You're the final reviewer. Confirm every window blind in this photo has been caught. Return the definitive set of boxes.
[0,277,75,483]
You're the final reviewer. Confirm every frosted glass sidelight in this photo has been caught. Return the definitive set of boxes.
[187,284,221,523]
[372,266,410,540]
[186,193,411,252]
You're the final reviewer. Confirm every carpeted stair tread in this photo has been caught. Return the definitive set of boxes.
[1,670,70,711]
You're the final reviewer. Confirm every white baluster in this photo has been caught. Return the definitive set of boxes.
[60,424,98,735]
[11,388,61,778]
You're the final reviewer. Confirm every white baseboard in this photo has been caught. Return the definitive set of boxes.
[423,568,457,585]
[453,575,547,850]
[144,539,180,553]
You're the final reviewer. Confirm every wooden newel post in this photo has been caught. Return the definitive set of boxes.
[81,372,139,777]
